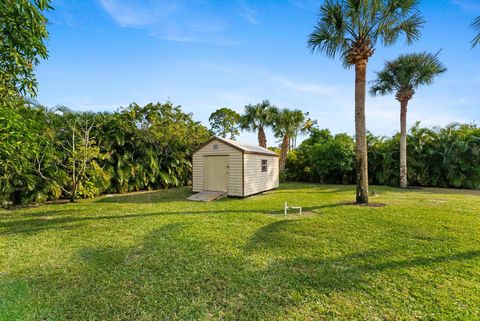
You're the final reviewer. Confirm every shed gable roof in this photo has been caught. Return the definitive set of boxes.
[194,136,278,157]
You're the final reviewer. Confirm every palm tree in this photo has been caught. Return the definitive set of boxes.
[240,100,278,148]
[370,52,446,188]
[307,0,424,204]
[273,108,305,172]
[472,16,480,48]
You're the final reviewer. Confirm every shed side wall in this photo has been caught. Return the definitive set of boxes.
[243,154,279,196]
[192,140,243,196]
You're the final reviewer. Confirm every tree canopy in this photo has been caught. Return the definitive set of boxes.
[240,100,278,147]
[209,107,241,139]
[0,102,210,205]
[307,0,424,67]
[0,0,51,101]
[370,52,447,101]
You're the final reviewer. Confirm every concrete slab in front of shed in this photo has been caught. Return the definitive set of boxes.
[187,191,227,202]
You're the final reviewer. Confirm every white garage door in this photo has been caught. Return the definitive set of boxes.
[204,156,228,192]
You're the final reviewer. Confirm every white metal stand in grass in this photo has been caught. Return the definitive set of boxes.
[284,202,302,215]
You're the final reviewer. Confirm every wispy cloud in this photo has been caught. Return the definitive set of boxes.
[48,0,80,27]
[272,77,333,95]
[238,0,258,24]
[98,0,236,45]
[288,0,320,10]
[99,0,181,27]
[206,63,336,96]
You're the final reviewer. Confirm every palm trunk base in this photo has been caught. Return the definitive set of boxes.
[400,165,407,188]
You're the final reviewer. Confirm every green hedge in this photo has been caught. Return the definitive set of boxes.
[285,124,480,189]
[0,102,210,205]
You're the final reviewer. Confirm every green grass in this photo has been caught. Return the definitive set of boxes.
[1,183,480,320]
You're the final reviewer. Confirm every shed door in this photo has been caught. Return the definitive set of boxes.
[204,156,228,192]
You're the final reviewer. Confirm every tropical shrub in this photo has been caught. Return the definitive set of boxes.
[0,101,210,205]
[96,102,210,193]
[0,102,63,205]
[286,124,480,190]
[285,129,355,184]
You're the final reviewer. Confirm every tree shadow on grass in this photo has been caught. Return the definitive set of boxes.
[11,222,480,320]
[374,185,480,196]
[0,202,349,236]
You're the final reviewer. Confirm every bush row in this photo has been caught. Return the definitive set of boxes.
[285,124,480,189]
[0,102,210,205]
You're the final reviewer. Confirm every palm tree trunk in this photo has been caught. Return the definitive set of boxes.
[355,60,369,204]
[280,135,289,171]
[399,100,409,188]
[258,127,267,148]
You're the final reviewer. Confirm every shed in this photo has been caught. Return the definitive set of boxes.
[192,136,279,197]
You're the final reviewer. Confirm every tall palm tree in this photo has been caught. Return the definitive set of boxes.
[472,16,480,48]
[307,0,424,204]
[240,100,278,148]
[370,52,446,188]
[274,108,305,171]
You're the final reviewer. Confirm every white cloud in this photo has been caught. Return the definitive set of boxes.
[98,0,235,45]
[272,77,334,95]
[49,0,77,27]
[238,0,258,24]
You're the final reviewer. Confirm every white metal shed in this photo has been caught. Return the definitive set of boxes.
[192,136,279,197]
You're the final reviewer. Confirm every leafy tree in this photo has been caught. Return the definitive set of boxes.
[56,112,106,202]
[273,108,305,172]
[0,0,52,101]
[472,16,480,48]
[285,128,355,184]
[96,102,210,193]
[0,101,211,206]
[240,100,278,148]
[370,52,446,188]
[307,0,424,203]
[0,103,60,205]
[311,133,355,184]
[209,107,241,139]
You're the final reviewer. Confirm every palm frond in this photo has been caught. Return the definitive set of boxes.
[308,0,424,67]
[369,51,446,99]
[240,100,278,132]
[471,16,480,48]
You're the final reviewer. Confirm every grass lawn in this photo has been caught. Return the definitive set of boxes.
[1,183,480,320]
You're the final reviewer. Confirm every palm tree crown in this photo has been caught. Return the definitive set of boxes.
[240,100,278,131]
[274,108,306,172]
[472,16,480,48]
[370,52,447,101]
[240,100,278,147]
[307,0,424,66]
[273,109,305,139]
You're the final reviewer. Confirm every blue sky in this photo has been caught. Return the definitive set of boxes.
[37,0,480,145]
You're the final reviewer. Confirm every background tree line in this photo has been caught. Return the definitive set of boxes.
[0,102,210,206]
[209,100,315,175]
[285,124,480,190]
